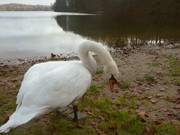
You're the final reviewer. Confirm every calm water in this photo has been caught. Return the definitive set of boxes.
[0,11,179,59]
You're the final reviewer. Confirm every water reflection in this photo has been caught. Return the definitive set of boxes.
[0,11,179,59]
[56,15,180,47]
[0,11,88,59]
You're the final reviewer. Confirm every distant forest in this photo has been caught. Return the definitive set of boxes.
[54,0,180,17]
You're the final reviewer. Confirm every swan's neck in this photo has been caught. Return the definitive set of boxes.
[79,47,97,74]
[78,41,115,75]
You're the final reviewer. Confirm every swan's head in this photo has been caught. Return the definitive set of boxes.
[104,60,120,91]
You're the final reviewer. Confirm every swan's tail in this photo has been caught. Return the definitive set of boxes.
[0,108,42,133]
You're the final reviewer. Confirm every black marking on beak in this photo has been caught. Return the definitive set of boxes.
[109,74,117,82]
[108,74,119,91]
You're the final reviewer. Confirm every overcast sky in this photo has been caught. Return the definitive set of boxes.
[0,0,55,5]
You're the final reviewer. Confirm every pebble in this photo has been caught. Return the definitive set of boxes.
[160,87,165,91]
[150,98,158,104]
[174,104,180,109]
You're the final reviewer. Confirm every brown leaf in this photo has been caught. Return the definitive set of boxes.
[138,110,149,119]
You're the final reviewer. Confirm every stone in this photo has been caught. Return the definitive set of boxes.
[67,112,87,120]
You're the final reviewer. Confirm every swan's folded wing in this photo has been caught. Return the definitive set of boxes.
[16,61,67,108]
[17,61,91,109]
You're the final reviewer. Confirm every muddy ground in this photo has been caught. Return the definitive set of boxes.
[0,46,179,135]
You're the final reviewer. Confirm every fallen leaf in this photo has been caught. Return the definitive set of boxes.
[137,110,149,119]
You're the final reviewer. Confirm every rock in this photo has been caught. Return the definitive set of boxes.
[150,98,158,104]
[160,108,168,112]
[160,87,165,91]
[175,113,180,120]
[67,112,87,120]
[156,93,163,98]
[174,104,180,109]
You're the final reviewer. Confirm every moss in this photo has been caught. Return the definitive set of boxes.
[155,122,178,135]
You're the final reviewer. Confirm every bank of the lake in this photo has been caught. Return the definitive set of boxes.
[0,46,179,135]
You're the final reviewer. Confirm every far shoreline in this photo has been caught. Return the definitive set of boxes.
[0,3,52,11]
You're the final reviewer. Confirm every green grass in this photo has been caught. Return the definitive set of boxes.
[147,62,160,67]
[114,96,138,109]
[108,110,144,135]
[120,80,131,89]
[168,56,180,77]
[95,98,112,112]
[155,122,178,135]
[143,74,156,83]
[95,68,104,75]
[78,96,96,110]
[88,84,105,93]
[168,56,180,85]
[89,84,99,93]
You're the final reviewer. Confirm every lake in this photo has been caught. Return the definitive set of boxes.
[0,11,180,59]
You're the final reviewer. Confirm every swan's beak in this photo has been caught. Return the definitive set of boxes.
[108,74,119,91]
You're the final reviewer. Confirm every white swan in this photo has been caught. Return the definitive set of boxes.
[0,41,119,133]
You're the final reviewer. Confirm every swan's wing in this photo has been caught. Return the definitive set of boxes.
[24,61,68,79]
[17,61,91,110]
[16,61,70,108]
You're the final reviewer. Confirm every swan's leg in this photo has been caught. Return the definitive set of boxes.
[71,98,86,121]
[72,104,78,121]
[72,104,83,128]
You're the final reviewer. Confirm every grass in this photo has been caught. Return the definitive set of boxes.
[143,74,156,83]
[97,110,144,135]
[95,97,112,112]
[168,56,180,86]
[168,56,180,77]
[88,84,105,93]
[89,84,99,93]
[0,54,179,135]
[95,68,104,75]
[114,96,139,109]
[147,62,160,67]
[155,122,178,135]
[107,110,144,135]
[120,80,131,89]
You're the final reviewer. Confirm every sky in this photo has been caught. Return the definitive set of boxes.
[0,0,56,5]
